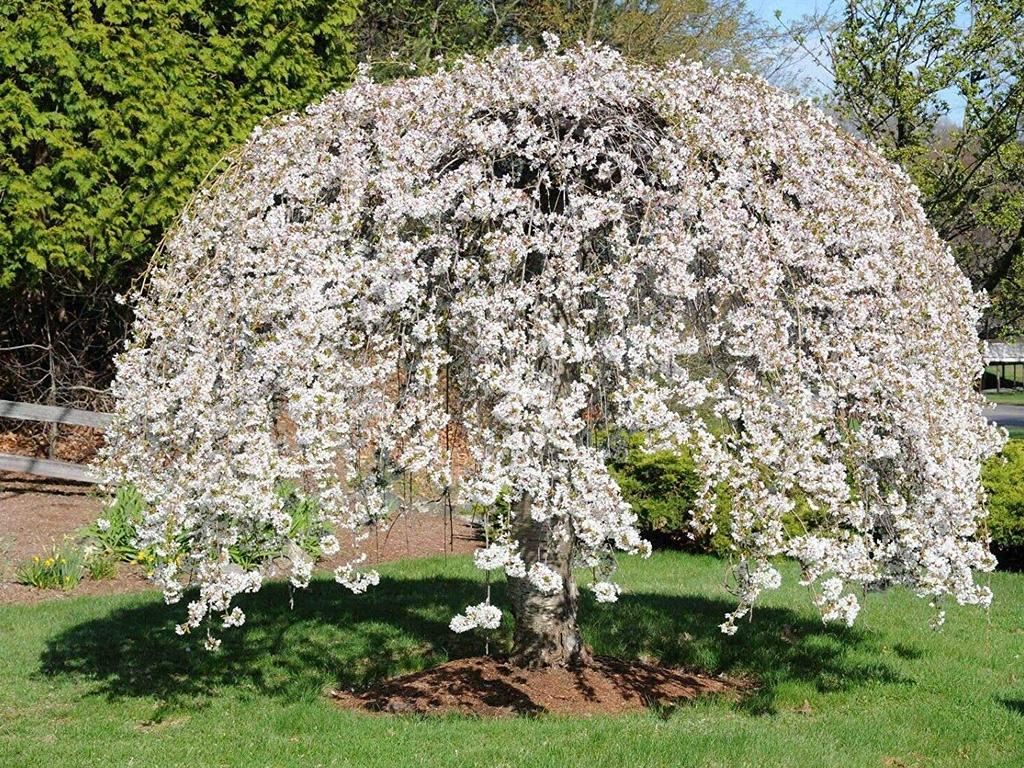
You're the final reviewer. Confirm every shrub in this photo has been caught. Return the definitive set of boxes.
[983,439,1024,549]
[606,433,732,555]
[16,541,86,590]
[0,0,360,290]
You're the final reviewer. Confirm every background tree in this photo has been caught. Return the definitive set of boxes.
[351,0,496,79]
[508,0,779,68]
[105,45,1000,666]
[788,0,1024,337]
[0,0,359,407]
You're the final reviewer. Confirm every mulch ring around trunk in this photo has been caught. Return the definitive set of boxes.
[330,655,753,717]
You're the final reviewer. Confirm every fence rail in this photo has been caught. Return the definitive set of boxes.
[0,399,112,429]
[0,454,100,483]
[0,398,110,483]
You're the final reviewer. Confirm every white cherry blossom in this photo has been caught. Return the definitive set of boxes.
[102,42,1003,645]
[592,581,621,603]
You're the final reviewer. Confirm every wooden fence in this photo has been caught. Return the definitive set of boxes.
[0,399,111,483]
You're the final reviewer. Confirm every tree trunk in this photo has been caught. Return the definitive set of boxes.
[506,494,588,668]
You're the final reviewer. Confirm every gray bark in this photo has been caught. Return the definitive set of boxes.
[506,493,588,668]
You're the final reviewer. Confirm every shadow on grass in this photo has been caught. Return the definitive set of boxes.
[580,590,908,713]
[999,698,1024,717]
[38,574,907,714]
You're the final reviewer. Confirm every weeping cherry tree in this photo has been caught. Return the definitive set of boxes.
[102,40,1003,668]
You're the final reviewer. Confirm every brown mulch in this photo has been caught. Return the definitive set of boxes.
[331,655,749,717]
[0,486,102,569]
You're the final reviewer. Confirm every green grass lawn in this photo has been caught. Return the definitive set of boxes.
[2,552,1022,768]
[984,391,1024,406]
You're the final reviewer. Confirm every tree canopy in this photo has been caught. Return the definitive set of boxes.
[104,43,1002,662]
[510,0,778,67]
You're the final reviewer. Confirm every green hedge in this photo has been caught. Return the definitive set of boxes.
[0,0,359,289]
[983,439,1024,549]
[607,434,731,555]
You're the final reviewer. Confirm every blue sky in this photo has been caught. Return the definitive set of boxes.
[749,0,968,123]
[752,0,836,92]
[752,0,830,24]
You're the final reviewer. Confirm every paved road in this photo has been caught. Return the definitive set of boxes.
[986,404,1024,429]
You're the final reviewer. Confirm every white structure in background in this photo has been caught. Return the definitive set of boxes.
[985,341,1024,391]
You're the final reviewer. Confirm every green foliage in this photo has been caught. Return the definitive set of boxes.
[608,437,697,533]
[510,0,779,69]
[606,433,732,554]
[83,484,146,562]
[353,0,495,79]
[0,0,359,290]
[15,540,86,590]
[983,439,1024,548]
[21,486,150,587]
[86,553,119,581]
[0,0,361,407]
[352,0,780,79]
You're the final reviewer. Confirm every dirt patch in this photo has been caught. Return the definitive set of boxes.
[0,487,102,568]
[0,426,104,465]
[331,655,749,717]
[0,475,480,606]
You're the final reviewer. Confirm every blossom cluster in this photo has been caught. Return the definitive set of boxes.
[473,541,527,577]
[450,602,503,633]
[102,40,1003,642]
